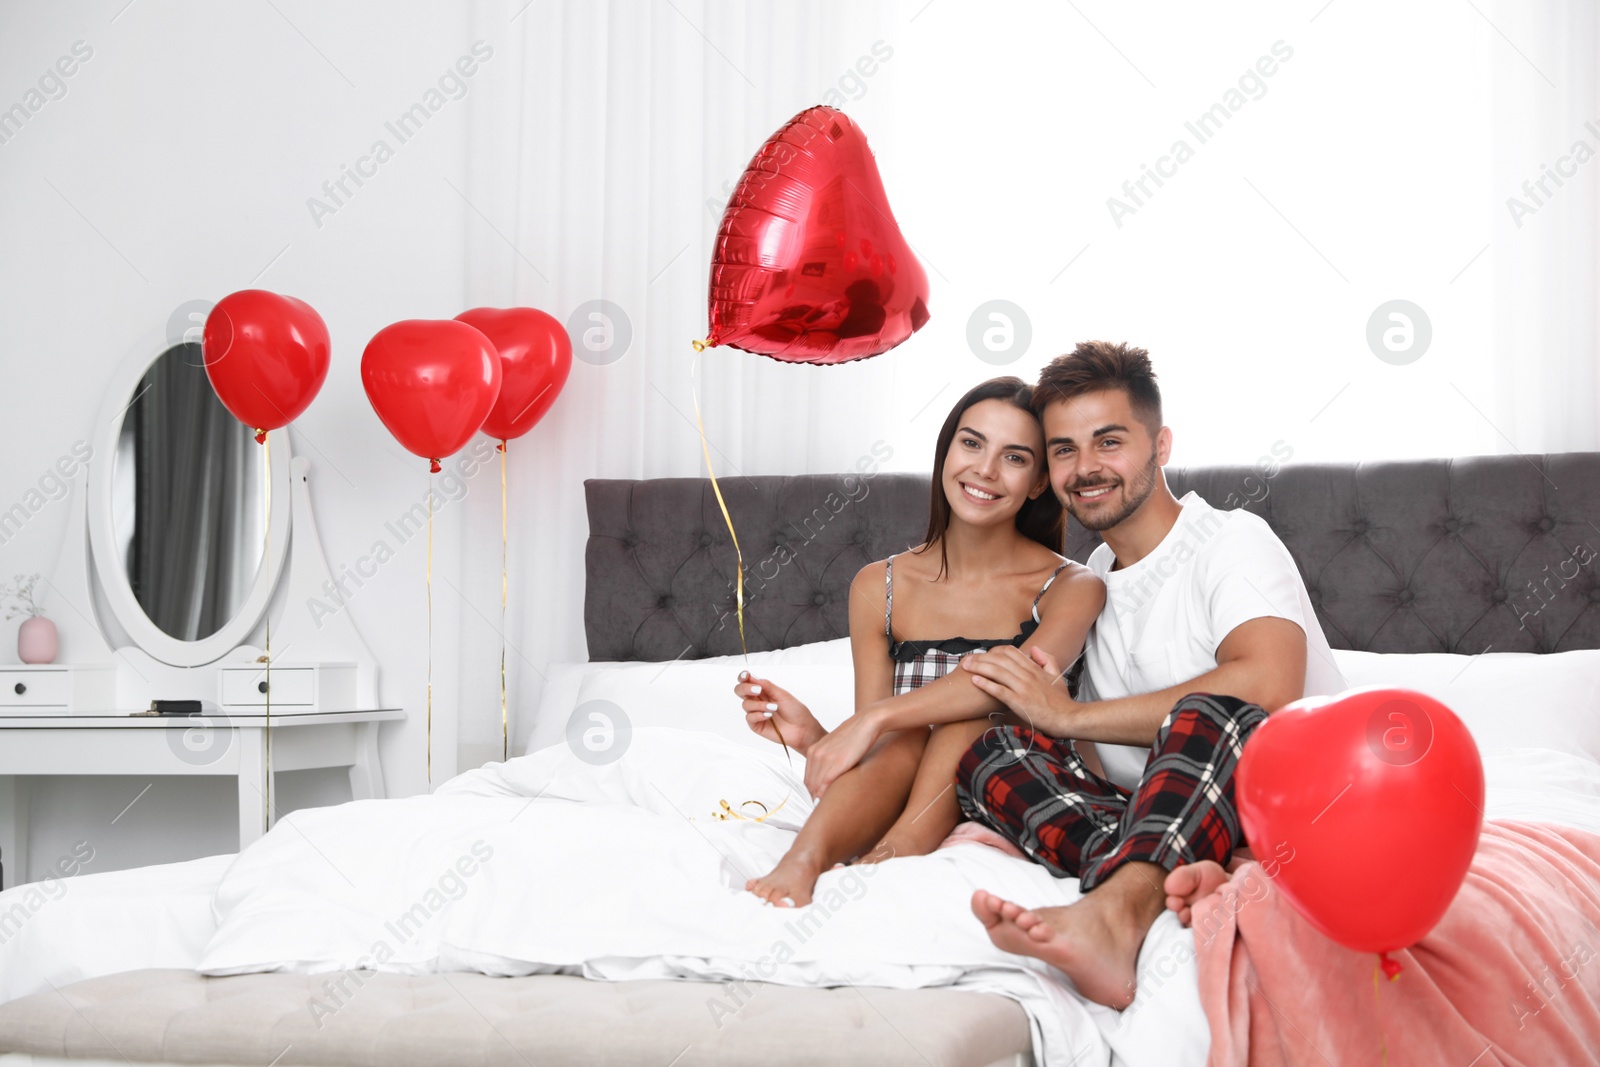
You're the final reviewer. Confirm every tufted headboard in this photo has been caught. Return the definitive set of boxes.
[584,453,1600,662]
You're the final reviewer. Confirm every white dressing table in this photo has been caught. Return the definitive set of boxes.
[0,708,400,889]
[0,329,399,890]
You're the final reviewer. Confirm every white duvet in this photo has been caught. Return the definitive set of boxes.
[195,727,1140,1067]
[6,737,1600,1067]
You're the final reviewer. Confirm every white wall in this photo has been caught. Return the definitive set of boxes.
[887,0,1501,466]
[1,0,1593,882]
[0,0,480,878]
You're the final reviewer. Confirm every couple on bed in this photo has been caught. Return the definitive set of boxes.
[732,340,1344,1010]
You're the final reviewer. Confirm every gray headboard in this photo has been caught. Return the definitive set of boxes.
[584,453,1600,662]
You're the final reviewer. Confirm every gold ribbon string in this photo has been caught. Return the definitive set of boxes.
[1372,961,1388,1067]
[262,431,273,828]
[499,440,508,763]
[1372,953,1400,1065]
[427,468,434,784]
[689,344,790,765]
[711,795,792,823]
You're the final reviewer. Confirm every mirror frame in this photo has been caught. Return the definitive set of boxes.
[87,329,293,668]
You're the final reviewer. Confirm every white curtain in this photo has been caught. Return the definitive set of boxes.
[455,0,905,763]
[1489,0,1600,455]
[449,0,1600,767]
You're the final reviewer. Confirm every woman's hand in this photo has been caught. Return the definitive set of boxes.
[802,709,882,798]
[734,672,824,755]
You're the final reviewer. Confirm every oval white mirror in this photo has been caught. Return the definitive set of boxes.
[88,329,292,667]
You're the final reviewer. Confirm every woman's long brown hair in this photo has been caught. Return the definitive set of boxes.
[913,377,1065,581]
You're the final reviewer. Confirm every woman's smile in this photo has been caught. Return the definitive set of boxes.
[959,480,1002,504]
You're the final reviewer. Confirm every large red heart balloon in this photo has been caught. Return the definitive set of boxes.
[361,320,501,470]
[707,106,930,365]
[454,307,572,442]
[202,290,331,437]
[1236,686,1484,954]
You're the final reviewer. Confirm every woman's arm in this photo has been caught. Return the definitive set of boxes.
[847,559,897,712]
[804,566,1105,796]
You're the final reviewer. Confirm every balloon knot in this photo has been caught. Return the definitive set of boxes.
[1378,953,1403,981]
[429,459,442,474]
[496,441,506,453]
[691,338,710,352]
[254,430,267,445]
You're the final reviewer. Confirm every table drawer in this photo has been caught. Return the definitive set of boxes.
[0,669,71,709]
[219,667,316,706]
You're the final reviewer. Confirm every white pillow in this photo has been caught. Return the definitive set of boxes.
[691,636,853,670]
[532,670,855,762]
[1330,649,1600,764]
[528,639,852,756]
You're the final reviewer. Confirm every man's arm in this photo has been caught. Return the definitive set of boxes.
[962,615,1308,746]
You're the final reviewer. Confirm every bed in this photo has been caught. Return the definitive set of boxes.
[1,452,1597,1067]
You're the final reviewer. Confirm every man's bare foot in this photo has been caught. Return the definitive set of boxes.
[970,862,1167,1010]
[1163,861,1230,927]
[746,847,826,907]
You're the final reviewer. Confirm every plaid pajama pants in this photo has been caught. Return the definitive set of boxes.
[954,693,1267,892]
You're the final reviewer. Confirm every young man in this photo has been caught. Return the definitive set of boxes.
[955,341,1345,1010]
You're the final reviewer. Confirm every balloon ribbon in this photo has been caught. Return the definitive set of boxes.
[690,344,790,765]
[262,432,273,827]
[499,440,508,762]
[1373,953,1400,1066]
[711,795,791,823]
[427,466,434,783]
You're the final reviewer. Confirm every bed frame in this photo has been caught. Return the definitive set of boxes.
[4,453,1597,1067]
[584,453,1600,660]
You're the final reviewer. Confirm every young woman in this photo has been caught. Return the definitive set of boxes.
[732,377,1106,907]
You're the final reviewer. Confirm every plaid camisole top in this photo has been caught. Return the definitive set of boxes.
[885,554,1074,697]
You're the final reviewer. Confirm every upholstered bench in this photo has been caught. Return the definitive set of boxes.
[0,969,1034,1067]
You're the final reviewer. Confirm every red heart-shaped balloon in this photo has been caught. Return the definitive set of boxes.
[708,106,930,365]
[454,307,572,442]
[202,289,331,436]
[1236,686,1484,954]
[360,320,501,468]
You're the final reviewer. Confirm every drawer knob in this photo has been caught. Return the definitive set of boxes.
[258,681,269,694]
[12,682,23,696]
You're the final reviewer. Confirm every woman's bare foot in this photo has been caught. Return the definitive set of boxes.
[970,862,1166,1010]
[854,832,911,865]
[853,771,966,866]
[855,814,947,866]
[746,847,826,907]
[1163,860,1230,926]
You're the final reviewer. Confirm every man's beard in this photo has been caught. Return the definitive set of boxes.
[1063,450,1160,532]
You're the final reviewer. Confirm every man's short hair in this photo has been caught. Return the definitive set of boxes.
[1033,341,1162,440]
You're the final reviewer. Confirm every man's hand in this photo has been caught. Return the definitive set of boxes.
[960,645,1075,734]
[801,709,881,798]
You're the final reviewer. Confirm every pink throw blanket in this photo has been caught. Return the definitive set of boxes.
[938,820,1028,860]
[1192,820,1600,1066]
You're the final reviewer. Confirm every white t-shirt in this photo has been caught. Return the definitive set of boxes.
[1078,490,1346,790]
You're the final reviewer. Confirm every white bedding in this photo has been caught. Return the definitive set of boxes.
[5,744,1598,1067]
[0,851,231,1004]
[193,727,1117,1067]
[5,642,1600,1067]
